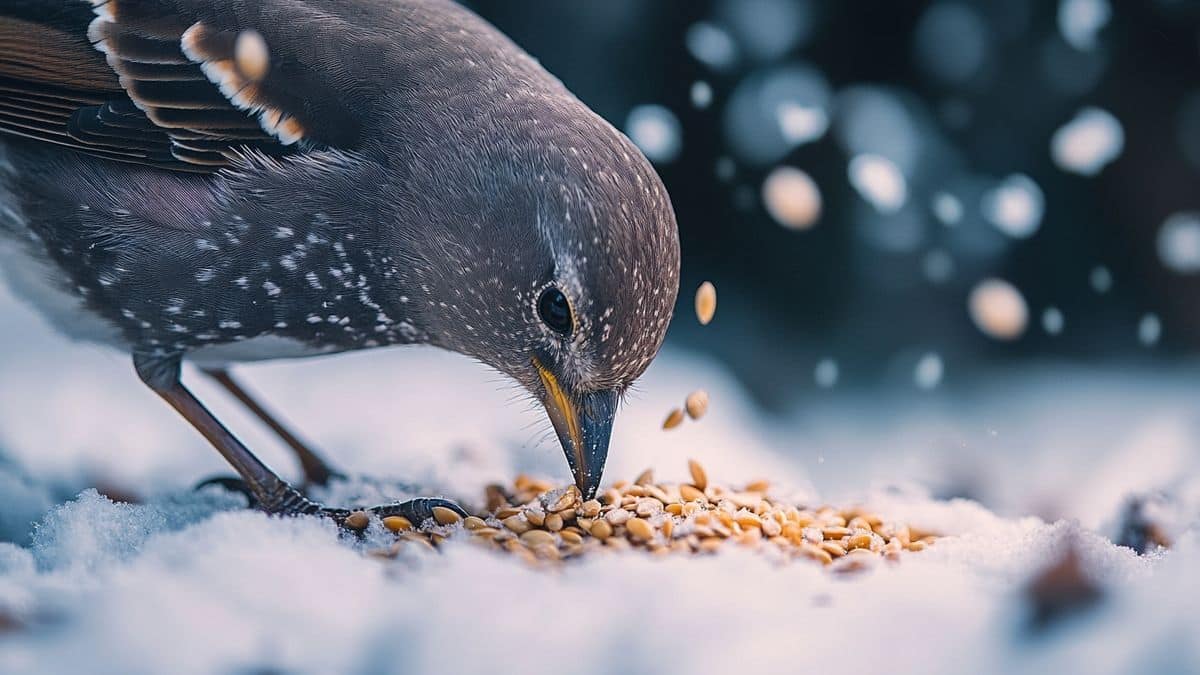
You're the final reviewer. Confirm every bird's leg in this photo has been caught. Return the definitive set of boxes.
[133,353,465,526]
[199,367,341,487]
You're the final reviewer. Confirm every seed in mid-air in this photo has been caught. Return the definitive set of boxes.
[694,281,717,325]
[662,408,685,430]
[685,390,709,420]
[234,30,271,81]
[688,459,709,491]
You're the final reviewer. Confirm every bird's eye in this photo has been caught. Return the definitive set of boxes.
[537,287,573,336]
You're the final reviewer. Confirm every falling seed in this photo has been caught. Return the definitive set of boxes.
[662,408,685,430]
[685,390,709,420]
[234,30,270,81]
[694,281,717,325]
[344,511,370,530]
[382,516,413,532]
[688,459,709,491]
[745,479,770,493]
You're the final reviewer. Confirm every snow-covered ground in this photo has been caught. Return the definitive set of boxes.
[0,280,1198,674]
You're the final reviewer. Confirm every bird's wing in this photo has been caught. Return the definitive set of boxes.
[0,0,380,173]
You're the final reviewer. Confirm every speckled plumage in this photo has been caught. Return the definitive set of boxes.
[0,0,680,503]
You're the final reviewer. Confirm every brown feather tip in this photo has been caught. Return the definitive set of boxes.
[256,107,304,145]
[234,31,270,82]
[257,108,304,146]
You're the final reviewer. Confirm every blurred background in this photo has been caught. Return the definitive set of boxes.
[470,0,1200,413]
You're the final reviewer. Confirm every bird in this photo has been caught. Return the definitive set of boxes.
[0,0,680,525]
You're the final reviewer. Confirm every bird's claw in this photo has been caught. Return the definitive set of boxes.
[194,475,466,531]
[361,497,469,523]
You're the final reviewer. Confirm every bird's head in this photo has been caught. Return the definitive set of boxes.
[388,103,680,499]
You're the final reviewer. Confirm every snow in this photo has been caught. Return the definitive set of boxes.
[982,174,1045,239]
[685,22,739,71]
[848,154,908,214]
[1051,107,1124,176]
[625,105,683,164]
[1058,0,1112,52]
[1157,212,1200,274]
[2,279,1200,674]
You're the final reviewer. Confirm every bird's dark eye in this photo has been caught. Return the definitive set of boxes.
[537,287,573,336]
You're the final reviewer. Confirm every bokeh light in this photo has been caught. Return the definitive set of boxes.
[1051,107,1124,176]
[848,154,908,214]
[762,166,822,230]
[968,279,1029,341]
[981,175,1044,239]
[626,104,683,164]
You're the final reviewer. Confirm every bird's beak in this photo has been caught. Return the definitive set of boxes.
[534,359,617,500]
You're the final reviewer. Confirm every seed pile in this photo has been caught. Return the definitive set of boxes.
[354,460,937,568]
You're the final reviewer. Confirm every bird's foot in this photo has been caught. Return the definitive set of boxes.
[196,475,467,530]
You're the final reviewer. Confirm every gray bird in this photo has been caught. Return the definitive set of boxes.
[0,0,680,523]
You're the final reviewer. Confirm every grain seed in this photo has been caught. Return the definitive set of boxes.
[685,390,709,420]
[382,516,412,532]
[590,519,614,540]
[344,511,370,530]
[662,408,685,430]
[695,281,717,325]
[433,506,462,526]
[688,459,709,491]
[627,517,654,541]
[679,484,706,502]
[502,515,531,534]
[520,530,556,547]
